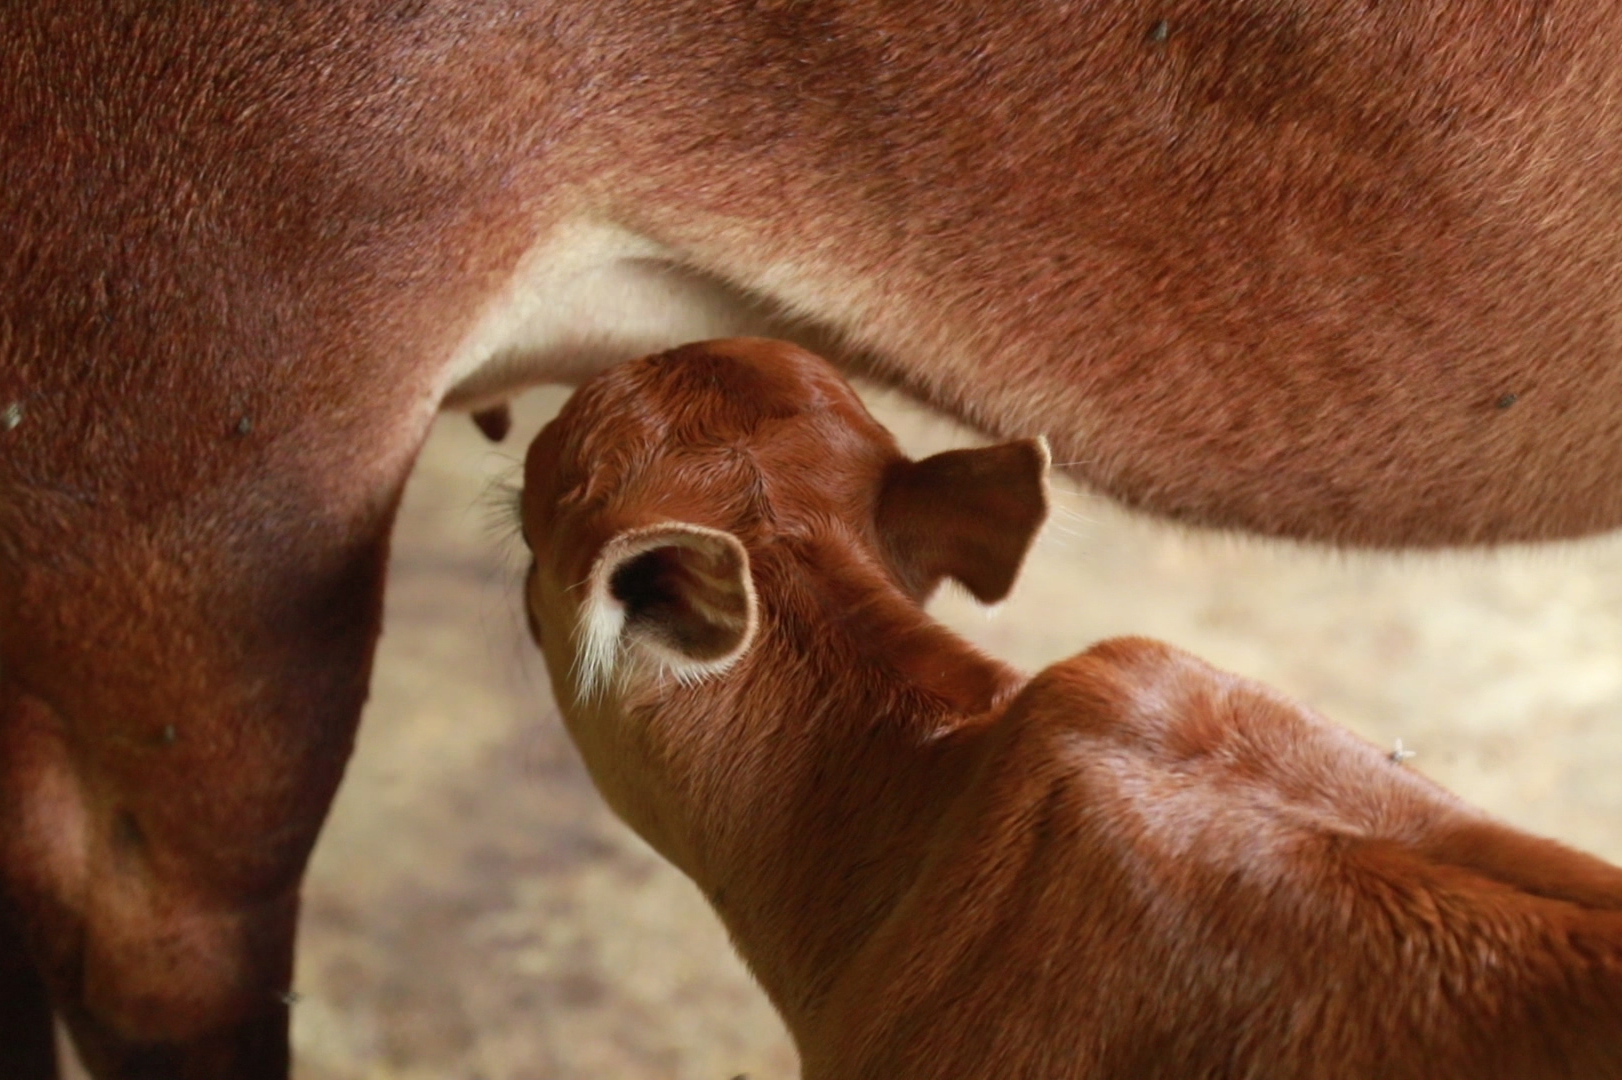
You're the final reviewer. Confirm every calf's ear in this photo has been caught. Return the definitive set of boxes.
[877,437,1050,604]
[577,523,757,694]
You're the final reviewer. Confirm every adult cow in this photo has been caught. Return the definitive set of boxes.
[4,2,1622,1077]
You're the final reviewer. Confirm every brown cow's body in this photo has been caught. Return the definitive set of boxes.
[6,2,1622,1075]
[520,339,1622,1080]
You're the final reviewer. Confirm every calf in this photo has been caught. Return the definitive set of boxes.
[520,339,1622,1080]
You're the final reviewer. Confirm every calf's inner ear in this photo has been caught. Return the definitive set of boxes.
[582,524,757,690]
[876,437,1051,604]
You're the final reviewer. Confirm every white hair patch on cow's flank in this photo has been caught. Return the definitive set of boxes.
[573,585,627,700]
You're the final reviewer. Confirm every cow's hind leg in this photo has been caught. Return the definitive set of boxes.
[0,897,59,1080]
[61,997,290,1080]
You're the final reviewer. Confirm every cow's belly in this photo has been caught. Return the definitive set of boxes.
[438,221,781,410]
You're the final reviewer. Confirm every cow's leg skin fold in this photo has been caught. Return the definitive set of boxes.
[0,899,58,1080]
[62,998,290,1080]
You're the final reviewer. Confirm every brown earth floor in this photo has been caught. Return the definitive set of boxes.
[77,381,1622,1078]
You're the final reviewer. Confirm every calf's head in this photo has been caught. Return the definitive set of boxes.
[518,338,1049,870]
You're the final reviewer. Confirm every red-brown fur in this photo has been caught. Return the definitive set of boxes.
[521,339,1622,1080]
[7,3,1622,1074]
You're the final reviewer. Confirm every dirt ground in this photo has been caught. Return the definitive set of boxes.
[172,383,1619,1079]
